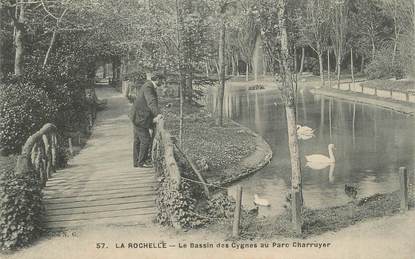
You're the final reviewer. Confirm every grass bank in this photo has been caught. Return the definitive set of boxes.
[160,97,271,184]
[209,191,415,240]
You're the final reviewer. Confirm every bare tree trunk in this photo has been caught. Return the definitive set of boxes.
[0,6,5,79]
[391,2,398,66]
[351,48,355,83]
[179,73,184,145]
[263,56,267,76]
[318,52,324,87]
[126,50,130,76]
[43,9,67,69]
[103,63,107,78]
[334,2,344,88]
[299,47,305,74]
[371,38,376,61]
[217,20,226,126]
[327,48,331,87]
[278,0,303,234]
[231,55,236,76]
[336,54,341,88]
[392,35,398,66]
[413,0,415,78]
[236,58,239,76]
[294,47,297,73]
[205,61,209,77]
[245,62,249,81]
[14,0,25,76]
[43,32,56,69]
[175,0,184,145]
[185,65,193,102]
[360,54,365,72]
[112,59,117,84]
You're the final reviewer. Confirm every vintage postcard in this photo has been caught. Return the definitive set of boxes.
[0,0,414,258]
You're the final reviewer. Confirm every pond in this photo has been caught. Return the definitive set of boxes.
[208,86,415,217]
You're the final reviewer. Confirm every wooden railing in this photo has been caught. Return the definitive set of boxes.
[15,123,57,187]
[151,118,209,196]
[151,118,210,229]
[152,118,181,187]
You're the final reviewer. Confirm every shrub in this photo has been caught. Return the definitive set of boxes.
[0,82,58,154]
[0,169,44,250]
[303,56,320,75]
[365,47,405,80]
[19,71,90,133]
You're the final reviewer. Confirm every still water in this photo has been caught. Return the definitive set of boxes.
[209,86,415,216]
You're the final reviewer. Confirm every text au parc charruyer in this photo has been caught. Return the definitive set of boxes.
[96,241,332,250]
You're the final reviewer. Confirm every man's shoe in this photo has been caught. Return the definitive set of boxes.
[137,162,153,168]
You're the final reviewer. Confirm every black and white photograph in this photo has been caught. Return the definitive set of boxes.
[0,0,414,258]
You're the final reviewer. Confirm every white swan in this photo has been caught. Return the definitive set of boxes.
[297,125,315,140]
[328,163,335,183]
[305,144,336,170]
[253,194,270,207]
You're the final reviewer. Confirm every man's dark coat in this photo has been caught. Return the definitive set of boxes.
[130,81,160,128]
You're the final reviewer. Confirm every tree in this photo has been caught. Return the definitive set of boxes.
[352,0,388,62]
[379,0,414,74]
[2,0,27,76]
[217,6,226,126]
[331,0,350,87]
[206,0,237,126]
[277,0,303,234]
[298,0,331,86]
[234,6,257,81]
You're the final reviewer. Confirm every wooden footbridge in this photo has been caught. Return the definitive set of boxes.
[30,86,157,229]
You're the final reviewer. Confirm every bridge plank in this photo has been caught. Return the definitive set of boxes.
[45,179,156,192]
[45,207,157,222]
[45,213,155,229]
[42,86,158,230]
[46,174,156,186]
[46,200,156,216]
[44,185,155,199]
[48,171,155,182]
[45,190,155,205]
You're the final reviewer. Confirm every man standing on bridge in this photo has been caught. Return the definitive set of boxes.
[130,72,164,168]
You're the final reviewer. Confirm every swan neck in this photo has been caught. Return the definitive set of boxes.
[328,146,335,162]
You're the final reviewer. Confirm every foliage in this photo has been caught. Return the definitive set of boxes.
[298,0,332,55]
[154,142,207,229]
[256,0,281,72]
[0,169,44,250]
[364,46,405,79]
[349,0,391,60]
[241,191,414,239]
[161,97,256,172]
[303,56,320,75]
[204,192,235,220]
[0,81,58,154]
[156,176,207,229]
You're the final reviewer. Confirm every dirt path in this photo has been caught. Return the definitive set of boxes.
[3,208,414,259]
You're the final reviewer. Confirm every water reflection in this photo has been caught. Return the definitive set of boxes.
[208,87,415,216]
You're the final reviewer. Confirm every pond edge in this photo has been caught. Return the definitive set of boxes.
[210,120,273,187]
[311,88,415,116]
